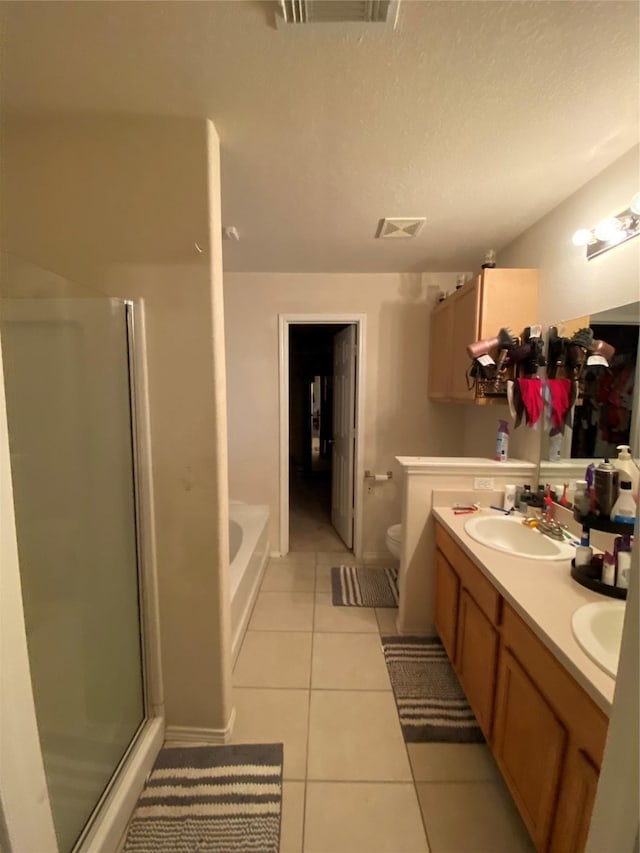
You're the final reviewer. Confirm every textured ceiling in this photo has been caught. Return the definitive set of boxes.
[0,0,638,273]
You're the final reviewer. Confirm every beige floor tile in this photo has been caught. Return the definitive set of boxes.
[233,631,312,688]
[269,552,316,566]
[281,781,305,853]
[311,632,391,689]
[304,782,429,853]
[314,593,379,633]
[416,780,535,853]
[261,562,316,592]
[316,551,357,565]
[315,564,333,592]
[307,690,411,781]
[375,607,400,634]
[248,591,315,631]
[408,743,500,782]
[231,688,309,780]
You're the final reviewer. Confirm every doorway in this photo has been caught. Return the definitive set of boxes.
[278,314,366,557]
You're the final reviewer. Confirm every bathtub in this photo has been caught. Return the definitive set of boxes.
[229,501,270,665]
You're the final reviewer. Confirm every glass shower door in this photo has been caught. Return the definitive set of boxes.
[0,296,145,852]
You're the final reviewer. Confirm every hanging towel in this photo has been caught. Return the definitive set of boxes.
[515,378,544,427]
[545,378,575,430]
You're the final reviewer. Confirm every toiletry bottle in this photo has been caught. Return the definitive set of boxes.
[614,445,639,504]
[585,463,596,512]
[573,480,589,517]
[594,458,619,517]
[548,428,563,462]
[601,551,616,586]
[610,478,637,524]
[574,526,593,568]
[495,420,509,462]
[615,536,632,590]
[503,484,516,512]
[518,484,532,514]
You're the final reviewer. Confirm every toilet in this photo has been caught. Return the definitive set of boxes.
[385,523,402,560]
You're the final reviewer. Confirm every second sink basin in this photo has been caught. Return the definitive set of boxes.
[572,601,626,677]
[464,514,576,560]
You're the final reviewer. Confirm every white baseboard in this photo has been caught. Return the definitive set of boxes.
[362,551,397,564]
[165,708,236,746]
[269,549,282,558]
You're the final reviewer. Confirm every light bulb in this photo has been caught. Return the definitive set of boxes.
[630,192,640,215]
[594,217,623,242]
[572,228,592,247]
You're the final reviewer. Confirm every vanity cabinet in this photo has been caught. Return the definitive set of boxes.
[435,524,501,740]
[433,522,608,853]
[428,267,539,403]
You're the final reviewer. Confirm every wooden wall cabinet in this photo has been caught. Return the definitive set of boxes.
[428,267,539,402]
[433,522,608,853]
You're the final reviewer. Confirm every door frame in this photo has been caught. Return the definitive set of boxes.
[278,313,366,557]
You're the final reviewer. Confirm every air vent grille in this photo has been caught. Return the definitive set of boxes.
[278,0,399,26]
[377,218,426,239]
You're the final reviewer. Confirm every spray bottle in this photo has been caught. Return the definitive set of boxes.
[495,419,510,462]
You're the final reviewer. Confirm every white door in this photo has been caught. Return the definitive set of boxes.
[331,325,356,548]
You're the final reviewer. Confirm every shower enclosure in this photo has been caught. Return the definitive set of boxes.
[0,256,162,852]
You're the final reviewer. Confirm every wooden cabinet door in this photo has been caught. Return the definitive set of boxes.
[434,549,459,664]
[493,646,567,851]
[450,278,480,401]
[456,588,499,739]
[428,299,453,399]
[549,746,599,853]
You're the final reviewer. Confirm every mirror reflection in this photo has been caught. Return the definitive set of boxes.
[538,301,640,486]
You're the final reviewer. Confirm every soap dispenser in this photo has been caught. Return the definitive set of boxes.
[613,445,639,504]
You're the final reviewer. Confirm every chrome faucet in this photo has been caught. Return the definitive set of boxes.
[535,517,566,541]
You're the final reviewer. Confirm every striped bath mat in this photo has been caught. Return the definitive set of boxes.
[381,636,483,743]
[331,565,399,607]
[123,743,283,852]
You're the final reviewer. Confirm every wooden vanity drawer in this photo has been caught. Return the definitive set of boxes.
[435,523,501,624]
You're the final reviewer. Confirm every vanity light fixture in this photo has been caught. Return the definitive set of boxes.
[572,193,640,260]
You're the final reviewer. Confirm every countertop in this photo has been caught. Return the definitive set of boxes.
[432,505,617,714]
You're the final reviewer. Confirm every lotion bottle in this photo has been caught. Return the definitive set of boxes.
[614,445,639,505]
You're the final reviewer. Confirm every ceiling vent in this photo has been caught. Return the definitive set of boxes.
[277,0,399,27]
[376,217,426,239]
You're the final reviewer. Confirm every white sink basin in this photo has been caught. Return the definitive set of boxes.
[572,601,626,677]
[464,514,576,560]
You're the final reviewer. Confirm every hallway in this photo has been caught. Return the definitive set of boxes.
[289,468,348,553]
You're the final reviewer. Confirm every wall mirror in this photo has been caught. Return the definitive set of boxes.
[537,300,640,490]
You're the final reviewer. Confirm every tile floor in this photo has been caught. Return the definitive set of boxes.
[230,548,535,853]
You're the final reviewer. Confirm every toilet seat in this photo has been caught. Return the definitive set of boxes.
[386,523,402,545]
[386,523,402,560]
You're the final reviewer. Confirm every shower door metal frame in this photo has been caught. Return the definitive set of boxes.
[0,297,165,853]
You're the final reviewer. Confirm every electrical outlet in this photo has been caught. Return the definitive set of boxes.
[474,477,495,490]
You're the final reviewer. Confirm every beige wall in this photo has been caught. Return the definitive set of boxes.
[0,117,232,733]
[224,272,464,556]
[462,145,640,464]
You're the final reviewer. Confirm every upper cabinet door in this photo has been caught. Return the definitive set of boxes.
[428,299,454,399]
[450,277,481,401]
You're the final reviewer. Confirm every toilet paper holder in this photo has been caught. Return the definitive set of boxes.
[364,470,393,481]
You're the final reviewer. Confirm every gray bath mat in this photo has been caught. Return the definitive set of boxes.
[331,565,399,607]
[381,636,483,744]
[122,743,283,852]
